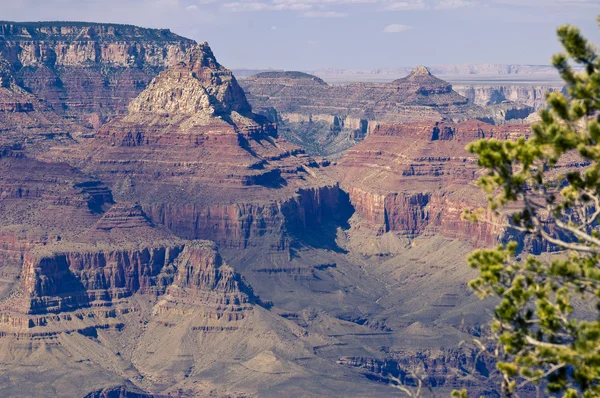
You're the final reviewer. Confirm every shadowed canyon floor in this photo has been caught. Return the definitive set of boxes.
[0,21,547,397]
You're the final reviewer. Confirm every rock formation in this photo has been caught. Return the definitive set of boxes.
[241,67,533,156]
[454,83,564,110]
[0,55,79,152]
[44,43,345,251]
[328,120,531,247]
[0,21,560,397]
[0,22,196,128]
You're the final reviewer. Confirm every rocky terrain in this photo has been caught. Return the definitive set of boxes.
[0,22,195,128]
[453,83,564,110]
[241,68,533,157]
[328,121,531,250]
[0,21,547,397]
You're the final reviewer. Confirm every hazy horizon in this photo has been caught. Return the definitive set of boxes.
[2,0,600,70]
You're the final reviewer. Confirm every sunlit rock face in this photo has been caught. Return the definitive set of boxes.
[0,22,197,128]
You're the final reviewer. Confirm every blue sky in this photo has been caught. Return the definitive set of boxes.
[2,0,600,69]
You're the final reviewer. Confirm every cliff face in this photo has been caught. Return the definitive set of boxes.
[0,22,196,127]
[0,22,560,397]
[0,148,114,302]
[330,121,531,246]
[454,84,564,110]
[0,55,80,152]
[240,68,533,156]
[44,43,344,250]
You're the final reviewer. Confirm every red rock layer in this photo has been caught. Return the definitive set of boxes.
[0,56,79,151]
[330,120,531,245]
[1,198,253,316]
[0,22,196,127]
[46,44,344,249]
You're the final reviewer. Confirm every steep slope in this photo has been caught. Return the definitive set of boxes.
[0,163,397,398]
[241,67,532,156]
[0,146,114,303]
[329,120,530,248]
[454,83,564,110]
[0,21,196,128]
[45,43,346,251]
[0,55,80,152]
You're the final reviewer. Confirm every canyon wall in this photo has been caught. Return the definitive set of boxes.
[454,84,564,110]
[241,68,533,156]
[330,121,531,246]
[0,22,196,127]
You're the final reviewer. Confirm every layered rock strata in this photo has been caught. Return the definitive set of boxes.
[241,68,533,156]
[0,22,196,127]
[0,56,79,152]
[454,84,564,110]
[45,43,344,249]
[0,147,114,302]
[329,120,531,245]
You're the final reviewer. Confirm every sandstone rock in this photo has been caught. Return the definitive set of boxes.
[45,43,344,250]
[454,83,564,110]
[329,120,531,246]
[0,22,196,127]
[0,55,80,152]
[241,67,528,156]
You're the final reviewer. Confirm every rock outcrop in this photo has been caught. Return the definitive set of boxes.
[241,67,533,156]
[0,147,114,300]
[0,55,79,152]
[329,120,531,246]
[0,22,196,127]
[454,84,564,110]
[0,22,562,398]
[45,43,345,250]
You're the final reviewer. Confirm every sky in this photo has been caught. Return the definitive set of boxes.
[1,0,600,70]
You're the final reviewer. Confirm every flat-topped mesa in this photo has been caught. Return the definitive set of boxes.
[0,21,185,43]
[11,240,254,316]
[251,71,328,85]
[0,21,197,127]
[4,201,254,315]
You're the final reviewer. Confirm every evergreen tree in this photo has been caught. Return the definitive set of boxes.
[455,17,600,398]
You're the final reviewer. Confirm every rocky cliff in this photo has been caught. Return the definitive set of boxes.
[0,22,557,397]
[454,83,564,110]
[329,120,531,247]
[44,43,345,250]
[0,55,80,152]
[0,22,196,128]
[241,67,533,156]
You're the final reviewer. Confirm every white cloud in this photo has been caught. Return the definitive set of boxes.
[383,23,411,32]
[436,0,472,8]
[303,10,348,16]
[186,4,199,10]
[383,0,473,10]
[223,2,269,11]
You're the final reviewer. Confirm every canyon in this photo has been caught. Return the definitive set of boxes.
[0,21,550,397]
[240,68,535,157]
[0,22,195,129]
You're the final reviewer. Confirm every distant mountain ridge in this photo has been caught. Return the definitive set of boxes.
[310,64,560,77]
